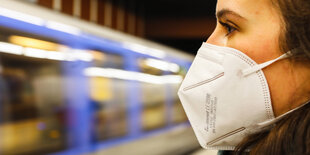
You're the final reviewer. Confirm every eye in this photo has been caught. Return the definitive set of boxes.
[219,21,237,36]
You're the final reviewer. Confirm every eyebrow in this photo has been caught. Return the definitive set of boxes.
[216,9,246,20]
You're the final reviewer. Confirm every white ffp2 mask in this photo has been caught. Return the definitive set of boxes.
[178,43,291,150]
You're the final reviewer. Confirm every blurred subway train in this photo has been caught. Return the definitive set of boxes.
[0,1,200,155]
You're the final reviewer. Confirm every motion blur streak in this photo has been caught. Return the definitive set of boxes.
[122,42,167,59]
[145,58,180,73]
[0,42,23,55]
[0,7,44,26]
[84,67,183,84]
[46,21,81,36]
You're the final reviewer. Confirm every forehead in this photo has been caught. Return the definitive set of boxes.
[216,0,277,20]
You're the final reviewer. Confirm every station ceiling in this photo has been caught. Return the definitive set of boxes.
[144,0,217,18]
[34,0,218,55]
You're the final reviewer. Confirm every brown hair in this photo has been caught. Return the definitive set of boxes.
[235,103,310,154]
[235,0,310,154]
[277,0,310,62]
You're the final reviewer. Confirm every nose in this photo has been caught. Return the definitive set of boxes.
[206,26,227,46]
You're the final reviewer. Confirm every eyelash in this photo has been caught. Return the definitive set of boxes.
[219,21,237,36]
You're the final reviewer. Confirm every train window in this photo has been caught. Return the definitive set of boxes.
[138,58,169,131]
[86,52,128,141]
[0,35,68,154]
[170,66,189,124]
[138,58,189,129]
[141,83,166,131]
[139,58,189,125]
[91,50,123,69]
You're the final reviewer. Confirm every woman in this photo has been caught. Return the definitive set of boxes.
[178,0,310,154]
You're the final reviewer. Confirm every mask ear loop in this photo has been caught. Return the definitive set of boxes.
[252,100,310,130]
[242,51,292,77]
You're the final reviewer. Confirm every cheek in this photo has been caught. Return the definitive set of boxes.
[227,35,281,64]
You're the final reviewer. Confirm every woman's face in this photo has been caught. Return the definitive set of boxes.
[207,0,306,116]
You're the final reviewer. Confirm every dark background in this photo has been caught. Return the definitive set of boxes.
[143,0,217,55]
